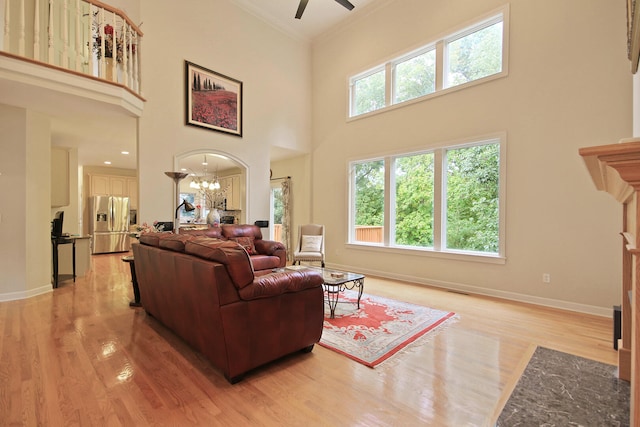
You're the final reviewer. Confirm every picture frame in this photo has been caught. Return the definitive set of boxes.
[185,60,243,136]
[628,0,640,73]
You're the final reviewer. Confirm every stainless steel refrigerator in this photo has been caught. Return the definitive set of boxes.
[89,196,131,254]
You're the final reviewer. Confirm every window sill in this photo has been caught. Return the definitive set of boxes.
[345,242,506,265]
[347,71,508,122]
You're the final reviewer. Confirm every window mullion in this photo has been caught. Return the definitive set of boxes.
[435,40,444,91]
[385,63,392,108]
[383,156,392,245]
[388,156,396,246]
[433,149,443,250]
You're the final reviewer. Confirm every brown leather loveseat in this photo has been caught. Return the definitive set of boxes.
[132,232,324,383]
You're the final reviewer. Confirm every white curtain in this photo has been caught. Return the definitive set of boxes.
[281,177,292,262]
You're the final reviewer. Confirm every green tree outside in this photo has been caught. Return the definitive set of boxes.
[395,153,435,246]
[354,160,384,227]
[445,143,500,252]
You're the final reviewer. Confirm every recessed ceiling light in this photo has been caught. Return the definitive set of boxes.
[104,161,112,165]
[121,151,129,155]
[181,168,187,171]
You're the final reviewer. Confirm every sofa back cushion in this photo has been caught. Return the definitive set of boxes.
[179,227,224,239]
[139,232,173,247]
[227,236,257,255]
[158,234,199,252]
[185,237,254,289]
[221,224,262,240]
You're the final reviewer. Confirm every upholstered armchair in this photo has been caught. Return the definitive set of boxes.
[293,224,325,267]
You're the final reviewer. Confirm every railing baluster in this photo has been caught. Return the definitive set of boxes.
[34,0,40,60]
[122,21,128,87]
[62,0,69,68]
[98,6,104,78]
[3,0,9,51]
[48,0,54,64]
[109,9,115,82]
[74,0,81,71]
[134,34,142,96]
[87,2,94,76]
[18,0,25,56]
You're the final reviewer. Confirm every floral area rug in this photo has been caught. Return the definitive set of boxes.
[319,290,456,367]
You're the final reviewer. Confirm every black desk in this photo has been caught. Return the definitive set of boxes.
[51,236,76,288]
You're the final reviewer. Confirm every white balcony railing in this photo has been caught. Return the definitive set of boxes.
[2,0,143,96]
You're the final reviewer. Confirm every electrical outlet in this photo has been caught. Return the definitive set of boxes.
[542,273,551,283]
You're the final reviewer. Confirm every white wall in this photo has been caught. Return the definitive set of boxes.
[0,104,52,300]
[137,0,311,227]
[311,0,630,313]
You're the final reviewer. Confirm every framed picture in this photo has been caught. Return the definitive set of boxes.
[628,0,640,73]
[185,60,243,136]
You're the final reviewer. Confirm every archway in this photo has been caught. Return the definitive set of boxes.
[174,149,249,225]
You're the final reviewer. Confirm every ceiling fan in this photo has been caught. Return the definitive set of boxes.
[295,0,355,19]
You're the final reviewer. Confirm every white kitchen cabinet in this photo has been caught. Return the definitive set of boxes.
[220,174,241,210]
[89,174,138,209]
[127,178,138,209]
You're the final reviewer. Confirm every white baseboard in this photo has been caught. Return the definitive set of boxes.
[0,284,53,302]
[327,263,612,318]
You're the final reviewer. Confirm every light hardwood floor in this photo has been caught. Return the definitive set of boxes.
[0,253,617,426]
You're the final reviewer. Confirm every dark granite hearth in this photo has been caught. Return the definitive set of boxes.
[497,347,629,426]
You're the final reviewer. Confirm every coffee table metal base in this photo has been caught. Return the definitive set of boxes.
[324,277,365,319]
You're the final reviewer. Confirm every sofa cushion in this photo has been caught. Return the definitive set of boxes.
[250,254,282,271]
[203,227,223,239]
[221,224,262,240]
[238,269,324,301]
[185,237,254,289]
[139,232,173,247]
[228,236,257,255]
[179,227,223,239]
[158,234,198,252]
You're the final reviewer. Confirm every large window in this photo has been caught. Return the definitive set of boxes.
[350,137,505,259]
[349,7,508,118]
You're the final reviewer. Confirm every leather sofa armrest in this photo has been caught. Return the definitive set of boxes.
[254,239,284,255]
[254,239,287,267]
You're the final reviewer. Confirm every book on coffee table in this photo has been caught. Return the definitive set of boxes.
[285,265,308,271]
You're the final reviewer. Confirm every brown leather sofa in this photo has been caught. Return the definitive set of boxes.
[132,233,324,383]
[180,224,286,273]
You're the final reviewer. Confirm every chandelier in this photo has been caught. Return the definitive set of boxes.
[189,155,221,190]
[188,155,230,210]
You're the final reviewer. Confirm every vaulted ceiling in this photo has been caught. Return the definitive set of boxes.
[44,0,384,170]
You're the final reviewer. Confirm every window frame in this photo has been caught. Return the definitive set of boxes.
[349,65,387,117]
[348,134,507,264]
[391,45,437,105]
[348,5,509,120]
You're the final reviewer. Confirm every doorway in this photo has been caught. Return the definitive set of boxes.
[270,184,284,243]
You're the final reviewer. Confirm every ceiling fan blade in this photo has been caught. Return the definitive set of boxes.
[295,0,310,19]
[334,0,355,11]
